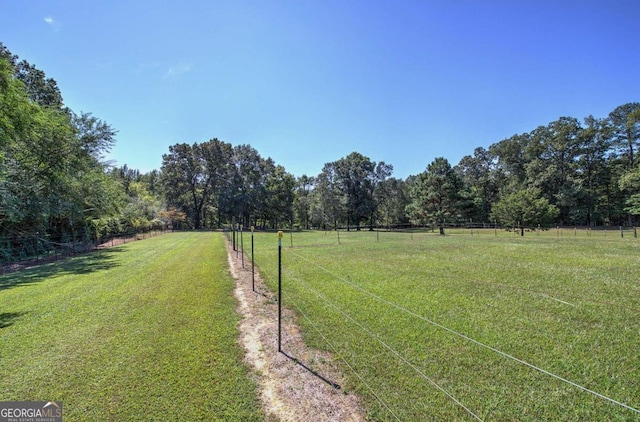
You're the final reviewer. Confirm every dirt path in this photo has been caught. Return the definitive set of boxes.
[226,241,365,421]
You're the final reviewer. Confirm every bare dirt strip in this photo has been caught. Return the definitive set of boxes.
[226,241,365,421]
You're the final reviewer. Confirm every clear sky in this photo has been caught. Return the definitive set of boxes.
[1,1,639,179]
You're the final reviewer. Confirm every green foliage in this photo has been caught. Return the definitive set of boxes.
[0,232,263,421]
[309,152,392,230]
[264,162,296,226]
[455,147,499,222]
[0,55,79,235]
[161,142,206,229]
[619,164,640,216]
[1,44,163,250]
[293,175,315,229]
[161,139,295,229]
[4,41,640,235]
[334,152,377,228]
[406,157,465,234]
[376,177,410,227]
[484,109,639,226]
[72,111,117,162]
[310,162,346,229]
[490,188,559,233]
[608,102,640,167]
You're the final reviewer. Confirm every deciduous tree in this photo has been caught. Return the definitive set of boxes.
[490,188,559,236]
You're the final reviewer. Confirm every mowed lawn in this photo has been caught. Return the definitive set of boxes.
[0,232,263,421]
[250,230,640,421]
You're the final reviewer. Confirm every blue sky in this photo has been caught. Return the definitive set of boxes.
[1,1,639,179]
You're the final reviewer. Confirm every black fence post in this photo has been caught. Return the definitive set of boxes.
[240,225,244,269]
[278,230,283,353]
[232,216,236,251]
[251,226,255,292]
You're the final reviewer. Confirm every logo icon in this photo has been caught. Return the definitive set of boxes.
[0,401,63,422]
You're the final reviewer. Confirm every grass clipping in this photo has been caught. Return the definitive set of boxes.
[227,241,364,421]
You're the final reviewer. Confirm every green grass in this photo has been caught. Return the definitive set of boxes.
[0,232,263,421]
[248,229,640,421]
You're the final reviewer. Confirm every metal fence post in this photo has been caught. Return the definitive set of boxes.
[251,226,255,292]
[232,216,236,251]
[236,223,240,259]
[278,230,283,353]
[240,225,244,268]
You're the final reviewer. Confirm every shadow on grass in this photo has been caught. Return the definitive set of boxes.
[0,248,124,291]
[280,351,341,390]
[0,311,27,328]
[253,288,276,302]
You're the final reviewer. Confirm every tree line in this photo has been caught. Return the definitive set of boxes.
[302,106,640,234]
[2,42,639,251]
[160,100,640,235]
[0,43,167,253]
[161,140,294,230]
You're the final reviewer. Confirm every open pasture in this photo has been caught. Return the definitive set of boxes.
[0,232,262,421]
[249,229,640,420]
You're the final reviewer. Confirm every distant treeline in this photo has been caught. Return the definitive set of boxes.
[143,102,640,235]
[2,42,639,246]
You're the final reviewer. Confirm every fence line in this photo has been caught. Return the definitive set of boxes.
[249,246,416,418]
[287,248,640,416]
[283,266,483,421]
[281,289,402,421]
[250,254,278,302]
[1,228,172,269]
[331,225,639,238]
[247,241,405,419]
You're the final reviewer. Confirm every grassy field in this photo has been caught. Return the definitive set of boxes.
[248,229,640,421]
[0,232,263,421]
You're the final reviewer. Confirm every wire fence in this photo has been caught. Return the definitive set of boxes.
[301,222,639,238]
[0,227,172,272]
[245,237,476,419]
[288,248,640,417]
[283,267,482,420]
[234,228,640,420]
[330,224,640,239]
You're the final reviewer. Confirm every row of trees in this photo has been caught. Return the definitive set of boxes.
[296,106,640,234]
[161,140,295,230]
[0,44,169,250]
[2,41,638,244]
[456,108,640,231]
